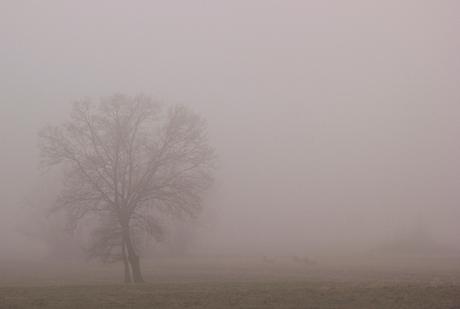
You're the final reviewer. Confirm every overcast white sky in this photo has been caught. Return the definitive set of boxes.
[1,0,460,257]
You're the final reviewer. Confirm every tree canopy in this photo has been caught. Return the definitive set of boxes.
[39,94,215,282]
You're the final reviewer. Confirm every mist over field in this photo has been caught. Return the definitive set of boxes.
[1,1,460,307]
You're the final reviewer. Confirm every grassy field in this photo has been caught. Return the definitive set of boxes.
[2,281,460,309]
[1,256,460,308]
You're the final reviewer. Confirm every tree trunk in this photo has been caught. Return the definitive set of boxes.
[122,226,145,283]
[129,254,144,283]
[122,241,132,284]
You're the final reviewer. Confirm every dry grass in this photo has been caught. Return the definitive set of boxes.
[1,281,460,308]
[1,256,460,308]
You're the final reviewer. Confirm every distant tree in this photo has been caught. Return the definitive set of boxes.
[39,94,214,283]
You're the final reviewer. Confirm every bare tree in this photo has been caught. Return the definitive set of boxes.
[39,94,214,283]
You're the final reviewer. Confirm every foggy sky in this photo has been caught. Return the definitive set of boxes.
[1,0,460,258]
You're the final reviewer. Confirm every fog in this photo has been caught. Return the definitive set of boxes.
[1,0,460,263]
